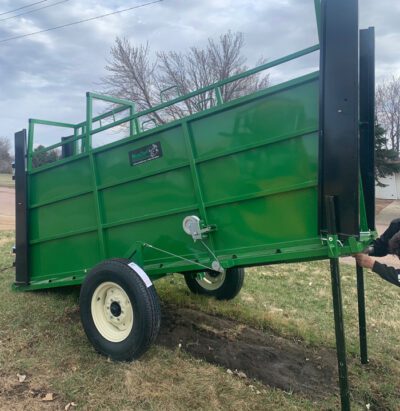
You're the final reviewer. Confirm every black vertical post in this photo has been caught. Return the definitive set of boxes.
[14,129,29,285]
[356,264,368,364]
[357,27,374,367]
[359,27,376,231]
[326,196,351,411]
[330,260,350,410]
[319,0,360,238]
[61,135,75,158]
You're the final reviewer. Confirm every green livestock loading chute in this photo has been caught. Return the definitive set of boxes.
[12,1,376,409]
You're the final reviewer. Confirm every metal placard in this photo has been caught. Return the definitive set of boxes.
[129,142,163,166]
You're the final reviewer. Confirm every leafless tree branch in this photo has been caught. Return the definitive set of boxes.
[376,76,400,152]
[101,31,270,126]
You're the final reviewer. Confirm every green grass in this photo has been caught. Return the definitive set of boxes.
[0,173,14,188]
[0,230,399,410]
[157,264,400,409]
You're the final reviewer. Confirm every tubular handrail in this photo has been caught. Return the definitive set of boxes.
[31,134,84,155]
[28,43,320,165]
[124,44,319,125]
[89,43,320,138]
[86,44,319,133]
[141,118,158,131]
[75,104,129,128]
[87,92,136,107]
[29,119,76,129]
[160,85,180,102]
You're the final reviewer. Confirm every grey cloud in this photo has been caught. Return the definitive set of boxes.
[0,0,398,144]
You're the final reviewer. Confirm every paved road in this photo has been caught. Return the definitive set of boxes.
[0,187,14,230]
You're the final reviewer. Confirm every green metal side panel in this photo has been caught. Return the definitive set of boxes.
[22,72,372,289]
[29,158,92,205]
[190,87,317,158]
[28,156,101,280]
[95,126,188,186]
[188,78,319,255]
[30,193,96,241]
[30,232,101,279]
[100,169,196,226]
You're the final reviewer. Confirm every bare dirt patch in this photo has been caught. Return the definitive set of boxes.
[157,304,337,399]
[0,374,62,410]
[0,187,14,230]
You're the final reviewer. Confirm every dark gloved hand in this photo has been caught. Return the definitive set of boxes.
[363,246,374,255]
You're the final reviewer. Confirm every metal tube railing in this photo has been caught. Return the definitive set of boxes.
[89,44,320,137]
[31,134,84,155]
[28,43,320,165]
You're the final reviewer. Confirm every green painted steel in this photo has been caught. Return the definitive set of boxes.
[18,47,375,291]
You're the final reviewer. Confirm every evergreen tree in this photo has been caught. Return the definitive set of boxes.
[32,145,60,168]
[0,137,12,173]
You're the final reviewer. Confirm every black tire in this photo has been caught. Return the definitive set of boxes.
[184,267,245,300]
[79,258,161,361]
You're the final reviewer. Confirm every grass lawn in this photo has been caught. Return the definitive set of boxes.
[0,230,399,410]
[0,173,14,188]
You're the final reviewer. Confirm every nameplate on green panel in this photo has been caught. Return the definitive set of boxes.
[129,142,163,166]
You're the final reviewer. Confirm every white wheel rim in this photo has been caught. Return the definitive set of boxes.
[196,271,226,291]
[91,281,134,343]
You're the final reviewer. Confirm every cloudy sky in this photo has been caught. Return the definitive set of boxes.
[0,0,399,147]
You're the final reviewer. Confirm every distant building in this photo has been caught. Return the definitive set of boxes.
[376,173,400,199]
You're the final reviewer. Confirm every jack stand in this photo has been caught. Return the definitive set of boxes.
[326,196,351,411]
[356,264,369,364]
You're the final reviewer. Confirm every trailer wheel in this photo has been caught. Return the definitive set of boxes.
[79,258,160,361]
[184,267,244,300]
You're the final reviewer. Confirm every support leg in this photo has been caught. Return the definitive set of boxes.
[330,258,351,411]
[356,264,369,364]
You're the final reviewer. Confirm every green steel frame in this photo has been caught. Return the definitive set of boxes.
[13,2,376,409]
[21,69,374,291]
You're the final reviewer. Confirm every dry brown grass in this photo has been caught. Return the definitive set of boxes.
[0,185,14,230]
[1,230,399,410]
[0,174,14,188]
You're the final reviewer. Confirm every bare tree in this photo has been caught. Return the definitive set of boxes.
[375,122,400,186]
[101,32,269,125]
[102,39,165,125]
[376,76,400,152]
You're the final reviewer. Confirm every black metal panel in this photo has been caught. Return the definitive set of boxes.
[61,135,75,158]
[319,0,360,237]
[359,27,375,231]
[14,129,29,285]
